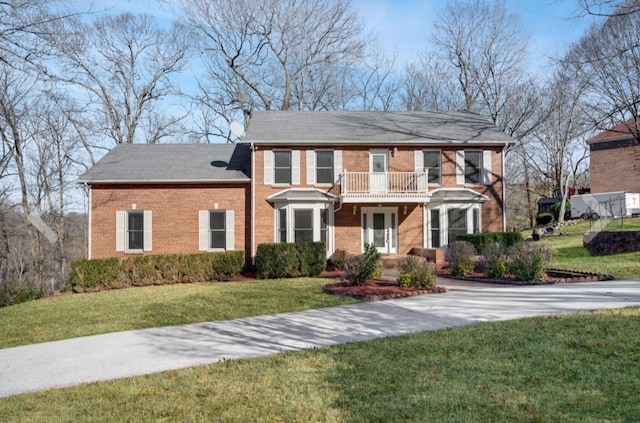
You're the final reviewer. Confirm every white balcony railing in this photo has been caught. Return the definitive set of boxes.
[339,171,429,202]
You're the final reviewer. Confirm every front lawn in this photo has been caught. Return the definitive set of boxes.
[1,307,638,422]
[0,278,358,349]
[538,217,640,279]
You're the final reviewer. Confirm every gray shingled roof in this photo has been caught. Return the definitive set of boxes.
[77,144,251,184]
[243,110,515,145]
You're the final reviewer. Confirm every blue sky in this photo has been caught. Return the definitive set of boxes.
[84,0,601,75]
[350,0,599,73]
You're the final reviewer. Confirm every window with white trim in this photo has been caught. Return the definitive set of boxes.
[423,150,441,184]
[447,208,467,244]
[315,151,334,184]
[456,150,492,186]
[473,208,480,234]
[199,210,235,251]
[116,210,152,252]
[294,210,313,242]
[275,204,332,253]
[306,150,342,185]
[464,151,482,185]
[274,151,292,184]
[430,209,440,248]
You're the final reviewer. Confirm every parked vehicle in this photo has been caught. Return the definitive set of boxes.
[570,191,640,219]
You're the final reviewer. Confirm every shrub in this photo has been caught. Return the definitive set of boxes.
[296,242,327,276]
[397,256,436,288]
[509,242,552,281]
[457,232,523,253]
[551,201,571,221]
[0,285,44,307]
[446,241,476,276]
[71,251,244,292]
[481,243,508,279]
[344,243,381,286]
[255,242,326,279]
[536,212,554,226]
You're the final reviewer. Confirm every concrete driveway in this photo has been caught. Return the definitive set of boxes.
[1,280,640,398]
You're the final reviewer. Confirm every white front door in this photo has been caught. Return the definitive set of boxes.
[362,207,397,254]
[370,151,388,194]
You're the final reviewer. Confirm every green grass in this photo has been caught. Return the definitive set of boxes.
[0,278,358,349]
[536,217,640,279]
[2,307,639,422]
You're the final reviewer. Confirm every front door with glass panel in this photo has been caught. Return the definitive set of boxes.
[370,151,388,194]
[362,207,397,254]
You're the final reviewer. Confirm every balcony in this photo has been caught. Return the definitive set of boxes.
[339,171,429,203]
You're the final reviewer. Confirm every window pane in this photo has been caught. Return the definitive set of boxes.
[362,213,368,244]
[316,151,333,167]
[274,168,291,184]
[274,151,292,184]
[448,209,467,244]
[316,151,334,184]
[430,209,440,248]
[316,168,333,184]
[320,209,327,246]
[372,154,386,172]
[279,209,287,243]
[294,210,313,243]
[128,212,144,250]
[465,151,481,185]
[128,212,143,231]
[473,209,480,234]
[209,212,225,230]
[424,151,441,184]
[210,231,225,249]
[209,211,226,249]
[274,151,291,167]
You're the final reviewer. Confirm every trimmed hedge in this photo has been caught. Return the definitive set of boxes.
[456,231,523,253]
[0,285,44,308]
[70,251,244,292]
[256,242,326,279]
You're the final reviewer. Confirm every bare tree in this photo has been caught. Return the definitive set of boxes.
[576,0,640,16]
[50,13,190,145]
[564,0,640,137]
[526,71,591,223]
[179,0,369,133]
[431,0,529,114]
[401,55,461,112]
[348,48,401,111]
[0,63,44,284]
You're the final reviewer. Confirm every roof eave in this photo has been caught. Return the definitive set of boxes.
[244,139,515,146]
[77,178,251,185]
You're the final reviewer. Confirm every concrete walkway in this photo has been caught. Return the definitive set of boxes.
[2,280,640,398]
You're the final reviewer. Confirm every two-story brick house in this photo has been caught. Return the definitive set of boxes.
[79,110,514,264]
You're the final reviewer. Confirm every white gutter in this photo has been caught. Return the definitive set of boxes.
[502,143,508,231]
[85,183,92,260]
[251,143,256,266]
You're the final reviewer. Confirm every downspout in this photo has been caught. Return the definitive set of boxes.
[251,142,256,266]
[84,182,92,260]
[502,143,508,232]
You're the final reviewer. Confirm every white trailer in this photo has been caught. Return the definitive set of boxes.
[570,191,640,219]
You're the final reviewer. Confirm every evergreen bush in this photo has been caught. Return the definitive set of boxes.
[70,251,244,292]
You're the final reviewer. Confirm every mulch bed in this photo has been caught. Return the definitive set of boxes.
[323,279,447,302]
[435,267,614,285]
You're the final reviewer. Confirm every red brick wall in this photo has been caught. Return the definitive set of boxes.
[253,145,506,256]
[590,142,640,193]
[90,183,250,263]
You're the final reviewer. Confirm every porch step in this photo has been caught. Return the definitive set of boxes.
[380,255,407,269]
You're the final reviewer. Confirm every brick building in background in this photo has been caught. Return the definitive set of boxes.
[78,111,515,264]
[588,118,640,194]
